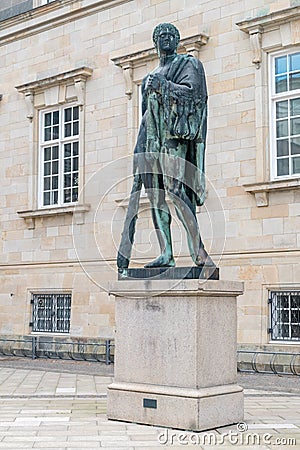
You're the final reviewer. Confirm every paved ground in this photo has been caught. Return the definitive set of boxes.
[0,357,299,449]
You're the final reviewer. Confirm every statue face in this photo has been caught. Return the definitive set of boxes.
[157,28,177,55]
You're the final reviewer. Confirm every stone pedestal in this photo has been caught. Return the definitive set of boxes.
[107,279,244,431]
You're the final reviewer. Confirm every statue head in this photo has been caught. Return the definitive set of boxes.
[152,23,180,55]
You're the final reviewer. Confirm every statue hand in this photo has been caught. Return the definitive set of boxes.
[145,73,166,93]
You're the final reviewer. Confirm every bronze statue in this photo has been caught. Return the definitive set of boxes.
[117,23,213,269]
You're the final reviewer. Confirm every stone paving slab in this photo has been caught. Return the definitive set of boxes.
[0,365,298,449]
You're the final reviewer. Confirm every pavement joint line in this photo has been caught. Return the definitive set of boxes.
[245,393,300,397]
[247,423,298,429]
[0,393,295,398]
[0,395,107,399]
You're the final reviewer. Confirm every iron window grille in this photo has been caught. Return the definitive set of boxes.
[31,293,71,333]
[268,291,300,341]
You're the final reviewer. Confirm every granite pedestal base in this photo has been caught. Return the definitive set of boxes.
[107,279,244,431]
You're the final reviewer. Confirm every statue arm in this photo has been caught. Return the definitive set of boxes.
[167,59,207,102]
[165,59,207,140]
[141,77,148,116]
[144,57,207,101]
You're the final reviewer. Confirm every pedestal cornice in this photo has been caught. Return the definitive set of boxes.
[109,279,244,298]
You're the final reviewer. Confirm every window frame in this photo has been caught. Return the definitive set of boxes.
[16,67,92,228]
[38,103,80,209]
[237,9,300,206]
[35,0,55,6]
[269,49,300,181]
[31,292,72,334]
[269,290,300,342]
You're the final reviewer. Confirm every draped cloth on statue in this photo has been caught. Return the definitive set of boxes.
[135,53,208,207]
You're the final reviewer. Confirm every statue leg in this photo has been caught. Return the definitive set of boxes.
[142,167,175,268]
[167,180,213,266]
[159,144,214,267]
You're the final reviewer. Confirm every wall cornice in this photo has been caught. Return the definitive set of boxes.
[236,6,300,67]
[236,6,300,33]
[243,179,300,207]
[111,33,209,68]
[17,203,91,229]
[15,66,93,120]
[0,0,133,46]
[15,66,93,94]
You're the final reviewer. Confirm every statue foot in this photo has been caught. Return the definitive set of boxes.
[194,247,215,267]
[144,255,175,268]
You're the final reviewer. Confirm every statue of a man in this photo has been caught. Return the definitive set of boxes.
[117,23,213,269]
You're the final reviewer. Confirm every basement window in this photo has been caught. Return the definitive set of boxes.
[31,293,71,333]
[269,291,300,341]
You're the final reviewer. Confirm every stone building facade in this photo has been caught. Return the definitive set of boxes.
[0,0,299,353]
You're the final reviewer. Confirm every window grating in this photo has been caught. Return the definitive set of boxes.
[269,291,300,341]
[31,293,71,333]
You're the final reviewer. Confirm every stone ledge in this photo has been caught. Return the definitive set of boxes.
[107,387,244,431]
[108,381,243,399]
[17,203,90,229]
[114,192,205,214]
[15,66,93,120]
[236,6,300,67]
[109,279,244,298]
[114,193,149,208]
[111,33,209,68]
[243,178,300,206]
[237,5,300,33]
[15,67,93,95]
[0,0,134,46]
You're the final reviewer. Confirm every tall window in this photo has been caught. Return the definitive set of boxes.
[33,0,55,6]
[270,51,300,179]
[39,105,79,207]
[31,293,71,333]
[269,291,300,341]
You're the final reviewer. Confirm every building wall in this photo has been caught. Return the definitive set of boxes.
[0,0,299,349]
[0,0,33,21]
